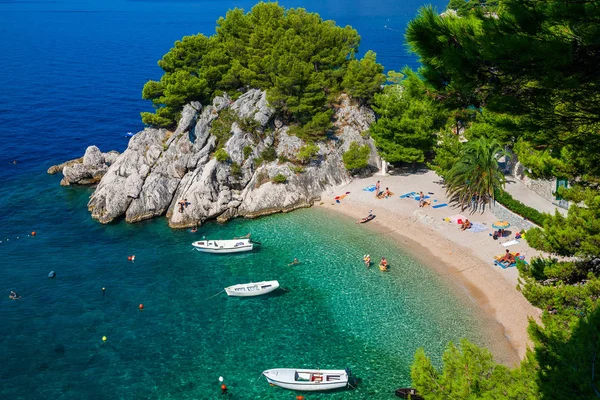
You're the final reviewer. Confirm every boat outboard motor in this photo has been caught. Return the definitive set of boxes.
[48,271,56,279]
[345,368,357,388]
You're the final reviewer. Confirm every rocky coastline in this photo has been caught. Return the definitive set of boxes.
[49,90,380,228]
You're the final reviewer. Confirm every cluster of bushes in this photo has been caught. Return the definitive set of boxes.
[342,141,370,172]
[210,109,237,149]
[494,188,547,226]
[271,173,287,184]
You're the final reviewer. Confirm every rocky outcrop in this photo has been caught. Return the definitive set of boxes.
[47,146,119,186]
[71,89,379,227]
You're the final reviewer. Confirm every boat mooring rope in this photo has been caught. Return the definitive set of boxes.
[204,289,224,300]
[253,372,265,386]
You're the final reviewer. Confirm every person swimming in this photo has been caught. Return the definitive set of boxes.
[363,255,371,268]
[379,257,388,271]
[9,290,20,300]
[190,227,198,233]
[288,258,300,266]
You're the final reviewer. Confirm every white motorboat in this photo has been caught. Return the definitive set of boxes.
[191,238,254,254]
[262,368,352,391]
[224,280,280,297]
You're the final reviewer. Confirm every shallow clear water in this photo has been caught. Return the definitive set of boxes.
[1,175,500,398]
[0,0,505,398]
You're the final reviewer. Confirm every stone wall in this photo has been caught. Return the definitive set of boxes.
[499,152,566,208]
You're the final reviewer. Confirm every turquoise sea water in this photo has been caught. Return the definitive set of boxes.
[0,0,510,398]
[1,173,509,399]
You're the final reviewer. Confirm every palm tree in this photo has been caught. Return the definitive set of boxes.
[445,137,507,211]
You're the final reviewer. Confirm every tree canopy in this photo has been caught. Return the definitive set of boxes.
[404,1,600,398]
[411,339,538,400]
[369,69,447,164]
[406,0,600,180]
[444,137,507,210]
[141,2,385,141]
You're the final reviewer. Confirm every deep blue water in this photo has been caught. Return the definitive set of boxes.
[0,1,515,399]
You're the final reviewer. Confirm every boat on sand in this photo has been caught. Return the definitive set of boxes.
[225,280,279,297]
[262,368,353,391]
[191,238,254,254]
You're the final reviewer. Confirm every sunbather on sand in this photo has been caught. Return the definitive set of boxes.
[495,249,515,265]
[460,219,472,230]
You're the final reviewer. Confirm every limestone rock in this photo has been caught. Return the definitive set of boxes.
[62,90,380,227]
[52,146,121,185]
[47,157,83,174]
[83,146,104,166]
[87,128,166,223]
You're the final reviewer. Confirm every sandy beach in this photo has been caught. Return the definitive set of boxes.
[320,170,542,363]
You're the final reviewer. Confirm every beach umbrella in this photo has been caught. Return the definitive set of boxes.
[492,220,511,229]
[449,215,466,223]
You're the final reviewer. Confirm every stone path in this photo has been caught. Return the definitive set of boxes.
[503,178,567,215]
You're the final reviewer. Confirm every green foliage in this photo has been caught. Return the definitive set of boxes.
[271,173,287,184]
[141,107,176,127]
[214,148,229,162]
[296,144,319,164]
[290,110,333,142]
[260,146,277,163]
[210,108,237,149]
[493,189,547,227]
[341,50,386,104]
[290,165,305,174]
[529,306,600,400]
[407,1,600,398]
[411,339,538,399]
[239,117,261,133]
[141,2,384,137]
[342,141,370,171]
[370,69,447,164]
[444,137,507,210]
[447,0,499,16]
[406,1,600,180]
[526,187,600,260]
[141,68,209,128]
[427,131,462,177]
[230,161,242,177]
[243,145,253,160]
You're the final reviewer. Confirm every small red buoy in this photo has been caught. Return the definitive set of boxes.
[221,384,227,394]
[139,304,144,311]
[296,396,305,400]
[31,231,36,236]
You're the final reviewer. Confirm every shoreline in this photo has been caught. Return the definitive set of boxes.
[319,171,542,364]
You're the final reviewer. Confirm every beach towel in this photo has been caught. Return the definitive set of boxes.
[399,192,416,198]
[468,222,488,233]
[432,203,447,209]
[363,185,376,192]
[494,258,527,269]
[501,239,520,247]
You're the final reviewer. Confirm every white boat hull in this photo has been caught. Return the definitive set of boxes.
[263,368,349,392]
[225,280,280,297]
[192,239,254,254]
